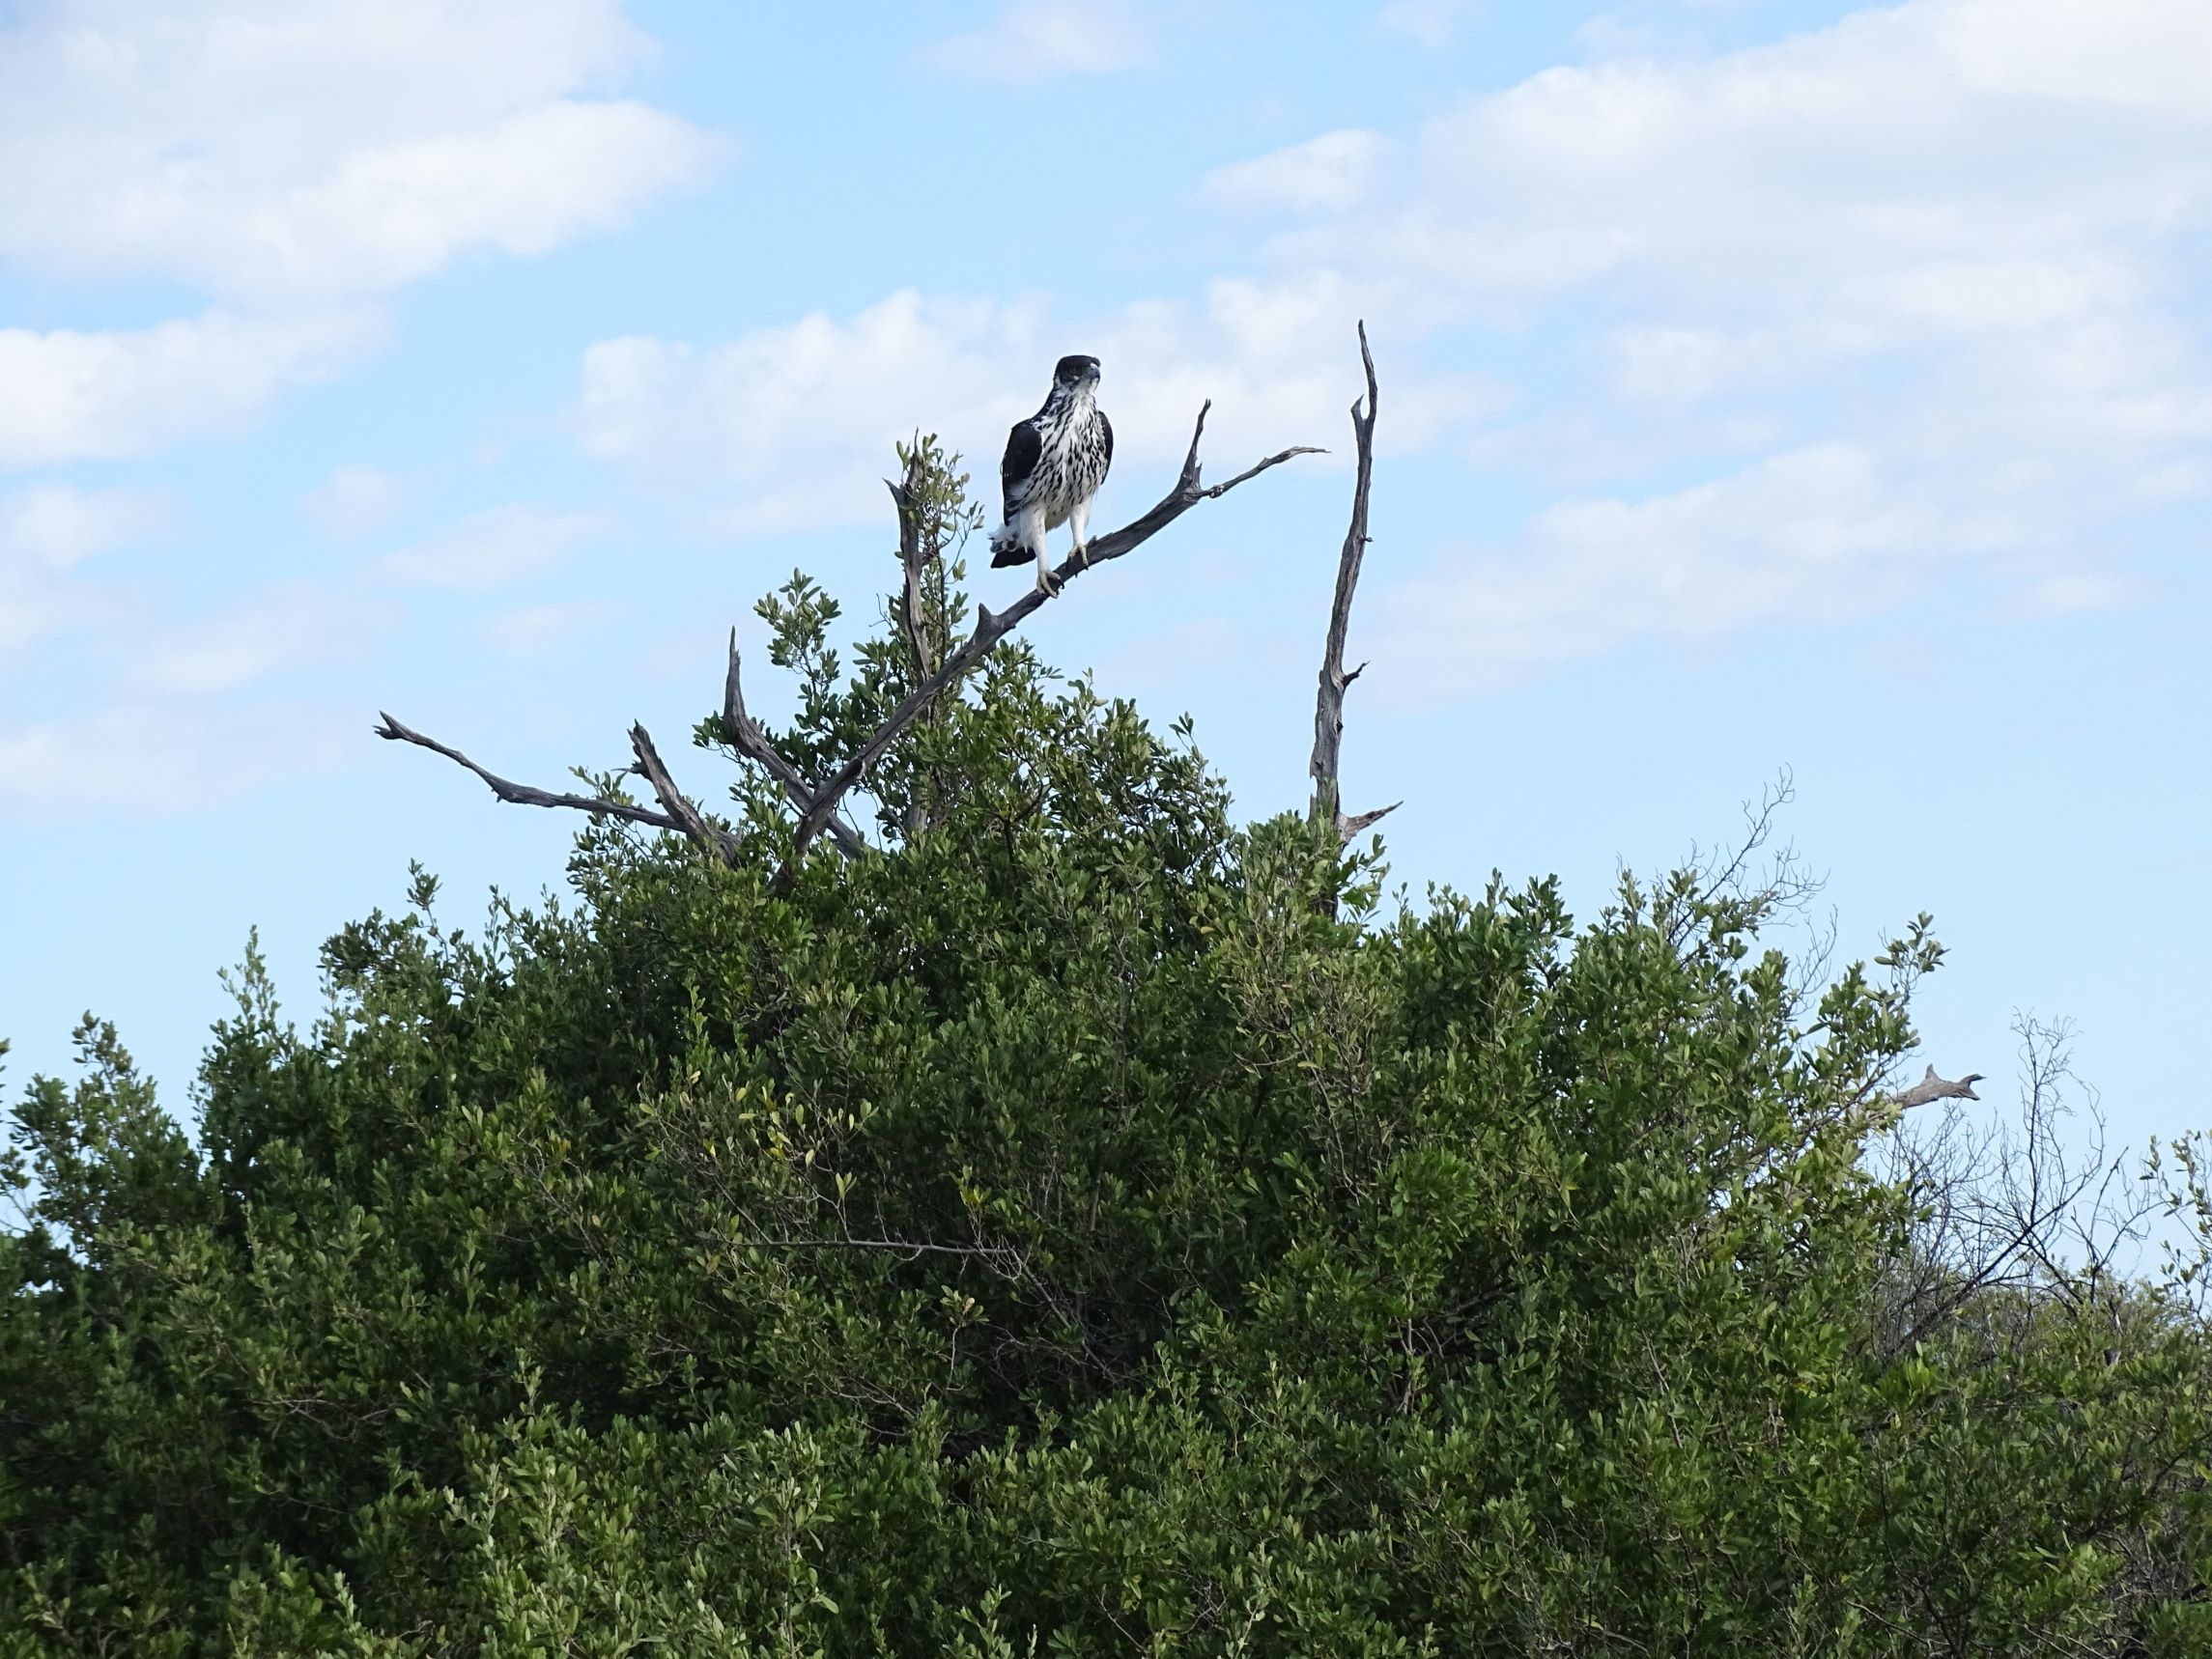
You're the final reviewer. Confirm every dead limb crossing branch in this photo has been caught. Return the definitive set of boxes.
[1310,322,1399,846]
[777,404,1322,879]
[720,633,868,859]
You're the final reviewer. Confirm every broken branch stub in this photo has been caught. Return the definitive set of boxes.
[1890,1066,1986,1111]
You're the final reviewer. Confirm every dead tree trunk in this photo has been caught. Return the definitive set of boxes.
[1309,322,1399,850]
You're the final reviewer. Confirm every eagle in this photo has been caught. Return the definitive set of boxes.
[989,353,1113,594]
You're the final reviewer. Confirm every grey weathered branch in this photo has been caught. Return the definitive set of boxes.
[720,633,867,859]
[1891,1066,1985,1111]
[777,404,1322,880]
[626,722,740,862]
[375,711,738,861]
[889,453,936,685]
[1310,321,1399,846]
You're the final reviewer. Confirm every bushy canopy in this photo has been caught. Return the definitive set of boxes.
[5,450,2208,1656]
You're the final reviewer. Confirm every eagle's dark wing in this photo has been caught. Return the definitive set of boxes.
[1098,410,1113,479]
[1000,419,1041,520]
[992,419,1044,567]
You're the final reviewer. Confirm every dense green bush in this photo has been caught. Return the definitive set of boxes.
[6,450,2208,1655]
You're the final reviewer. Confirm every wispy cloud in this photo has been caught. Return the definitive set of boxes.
[381,504,612,590]
[486,600,615,656]
[0,485,166,572]
[302,464,404,539]
[1376,0,1476,49]
[0,310,380,469]
[133,582,379,696]
[0,484,167,651]
[1204,130,1391,214]
[916,0,1151,85]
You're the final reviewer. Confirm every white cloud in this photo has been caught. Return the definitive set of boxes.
[1375,444,1999,695]
[0,0,723,303]
[302,464,402,539]
[1197,0,2212,688]
[0,484,166,651]
[0,699,344,811]
[133,582,376,695]
[1376,0,1474,49]
[917,0,1150,84]
[382,504,612,590]
[1204,130,1391,214]
[0,1,719,469]
[0,484,165,572]
[487,600,614,656]
[0,310,380,469]
[575,282,1503,537]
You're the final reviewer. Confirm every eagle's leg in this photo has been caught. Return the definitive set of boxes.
[1069,497,1092,567]
[1033,539,1058,597]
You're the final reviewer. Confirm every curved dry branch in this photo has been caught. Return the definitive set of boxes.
[779,406,1322,878]
[720,633,868,859]
[1311,322,1398,847]
[375,712,736,861]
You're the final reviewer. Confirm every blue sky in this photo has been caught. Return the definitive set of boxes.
[1,0,2205,1163]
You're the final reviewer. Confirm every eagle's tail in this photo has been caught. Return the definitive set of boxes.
[987,521,1029,569]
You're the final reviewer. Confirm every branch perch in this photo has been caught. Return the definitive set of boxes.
[1310,321,1399,846]
[778,406,1321,879]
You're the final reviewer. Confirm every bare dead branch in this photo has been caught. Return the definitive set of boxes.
[627,722,740,863]
[1891,1065,1986,1111]
[1339,802,1403,838]
[720,632,867,859]
[889,454,935,684]
[376,711,695,836]
[1311,321,1397,847]
[777,404,1322,880]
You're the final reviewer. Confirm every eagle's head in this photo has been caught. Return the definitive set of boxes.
[1053,354,1102,393]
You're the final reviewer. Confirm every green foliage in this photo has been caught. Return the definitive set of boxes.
[5,444,2208,1655]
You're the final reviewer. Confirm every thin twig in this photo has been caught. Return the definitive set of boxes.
[1310,321,1399,848]
[778,405,1321,880]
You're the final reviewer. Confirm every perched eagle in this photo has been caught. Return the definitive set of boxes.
[989,354,1113,594]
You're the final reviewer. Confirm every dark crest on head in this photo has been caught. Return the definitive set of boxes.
[1053,354,1102,385]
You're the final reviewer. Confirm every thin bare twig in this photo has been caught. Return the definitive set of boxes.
[720,632,867,859]
[1311,322,1399,847]
[778,404,1322,880]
